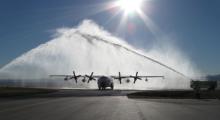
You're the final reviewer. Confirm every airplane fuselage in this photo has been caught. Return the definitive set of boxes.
[97,76,114,90]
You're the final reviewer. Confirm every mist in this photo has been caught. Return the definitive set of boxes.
[0,20,200,89]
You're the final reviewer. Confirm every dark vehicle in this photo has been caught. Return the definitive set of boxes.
[190,80,217,91]
[97,76,114,90]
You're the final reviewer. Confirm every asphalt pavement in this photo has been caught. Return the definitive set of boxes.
[0,90,220,120]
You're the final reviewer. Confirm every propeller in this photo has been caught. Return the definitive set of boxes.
[114,72,125,84]
[70,71,81,83]
[130,72,142,84]
[85,72,96,83]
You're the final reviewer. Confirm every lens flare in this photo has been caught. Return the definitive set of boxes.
[116,0,143,15]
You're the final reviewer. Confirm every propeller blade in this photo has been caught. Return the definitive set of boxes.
[73,71,76,77]
[130,72,142,84]
[72,71,82,83]
[136,72,138,77]
[113,72,123,84]
[85,75,89,78]
[90,72,94,78]
[133,79,137,84]
[119,79,122,84]
[119,72,122,84]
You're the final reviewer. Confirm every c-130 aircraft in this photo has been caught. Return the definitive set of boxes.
[50,71,164,90]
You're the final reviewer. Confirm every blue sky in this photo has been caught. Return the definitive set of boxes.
[0,0,219,74]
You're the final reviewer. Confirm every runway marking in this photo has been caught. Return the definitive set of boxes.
[0,98,70,113]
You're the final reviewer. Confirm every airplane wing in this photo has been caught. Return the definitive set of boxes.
[50,71,84,83]
[50,75,72,77]
[111,72,164,84]
[50,71,164,84]
[138,75,165,78]
[50,71,103,83]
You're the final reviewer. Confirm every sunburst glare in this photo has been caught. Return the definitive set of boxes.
[115,0,143,15]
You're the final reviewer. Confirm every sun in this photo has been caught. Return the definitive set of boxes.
[116,0,143,15]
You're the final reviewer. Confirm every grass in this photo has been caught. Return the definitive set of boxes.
[0,87,58,97]
[127,90,220,99]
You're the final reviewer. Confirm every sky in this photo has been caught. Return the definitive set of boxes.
[0,0,219,75]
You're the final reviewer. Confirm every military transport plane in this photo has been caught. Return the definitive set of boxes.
[50,71,164,90]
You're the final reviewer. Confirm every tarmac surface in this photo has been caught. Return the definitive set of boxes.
[0,89,220,120]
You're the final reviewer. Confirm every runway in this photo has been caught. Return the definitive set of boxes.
[0,90,220,120]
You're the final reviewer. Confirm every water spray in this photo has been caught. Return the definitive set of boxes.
[0,20,198,89]
[76,31,192,80]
